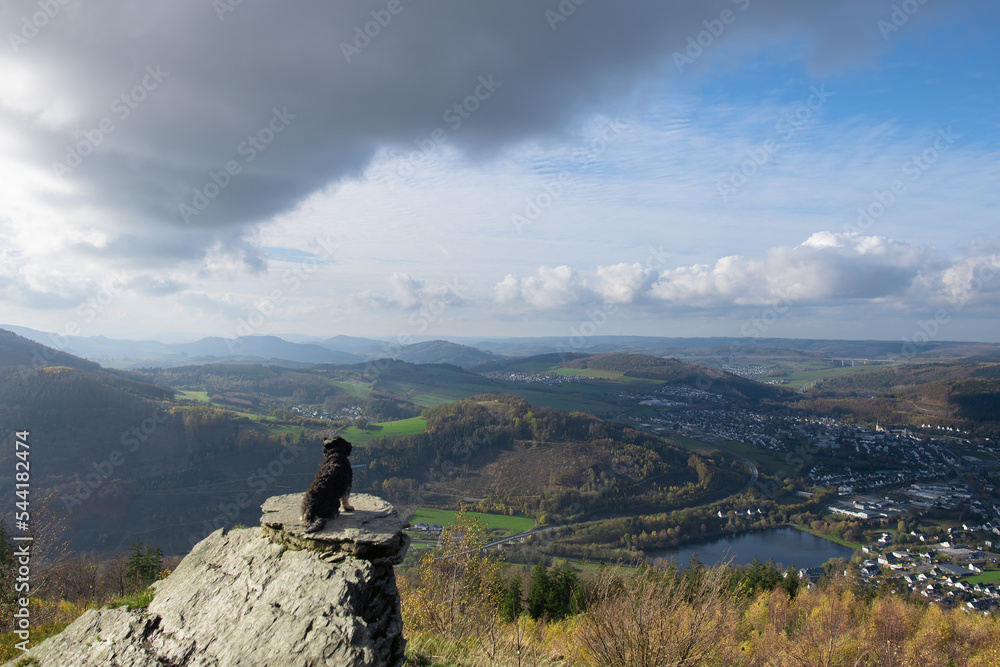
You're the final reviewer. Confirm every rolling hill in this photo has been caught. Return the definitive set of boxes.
[795,361,1000,428]
[0,331,328,554]
[393,340,505,367]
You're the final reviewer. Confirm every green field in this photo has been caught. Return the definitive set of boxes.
[328,380,371,398]
[508,380,641,416]
[953,446,997,461]
[793,524,863,550]
[767,363,901,390]
[408,508,534,537]
[342,416,427,445]
[553,367,626,380]
[669,434,716,454]
[378,367,498,407]
[263,424,302,440]
[509,360,565,373]
[177,390,210,402]
[966,569,1000,585]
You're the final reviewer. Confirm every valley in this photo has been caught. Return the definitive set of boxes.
[2,327,1000,611]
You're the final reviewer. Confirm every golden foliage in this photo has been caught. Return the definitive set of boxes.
[404,563,1000,667]
[400,510,503,640]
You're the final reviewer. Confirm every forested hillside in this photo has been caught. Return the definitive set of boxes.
[796,361,1000,428]
[360,394,747,523]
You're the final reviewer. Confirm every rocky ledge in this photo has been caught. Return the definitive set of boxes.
[5,493,409,667]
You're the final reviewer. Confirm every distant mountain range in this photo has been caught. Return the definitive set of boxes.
[0,326,506,370]
[4,325,1000,372]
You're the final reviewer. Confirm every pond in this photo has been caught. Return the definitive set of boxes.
[646,527,857,570]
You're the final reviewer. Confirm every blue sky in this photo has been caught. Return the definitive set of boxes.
[0,1,998,347]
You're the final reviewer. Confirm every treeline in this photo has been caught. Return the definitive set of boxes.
[176,406,298,459]
[136,363,346,402]
[507,490,840,563]
[401,513,1000,666]
[0,365,172,417]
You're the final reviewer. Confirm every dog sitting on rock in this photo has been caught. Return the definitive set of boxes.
[301,436,355,533]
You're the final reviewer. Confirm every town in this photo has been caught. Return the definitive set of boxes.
[616,384,1000,612]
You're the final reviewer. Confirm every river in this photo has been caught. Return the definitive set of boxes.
[647,527,857,570]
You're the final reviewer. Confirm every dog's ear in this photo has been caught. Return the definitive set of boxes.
[322,438,336,456]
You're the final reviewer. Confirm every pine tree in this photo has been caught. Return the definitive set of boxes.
[501,575,523,622]
[125,540,164,591]
[527,562,549,619]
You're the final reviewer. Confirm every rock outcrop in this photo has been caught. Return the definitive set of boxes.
[6,493,409,667]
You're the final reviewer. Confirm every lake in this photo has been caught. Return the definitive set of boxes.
[647,527,857,570]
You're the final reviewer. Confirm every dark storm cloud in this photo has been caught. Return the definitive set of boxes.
[3,0,982,243]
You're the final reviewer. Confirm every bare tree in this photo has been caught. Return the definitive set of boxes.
[581,563,737,667]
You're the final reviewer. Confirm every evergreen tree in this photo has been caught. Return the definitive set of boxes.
[545,563,580,620]
[527,563,549,619]
[501,575,523,622]
[125,540,164,591]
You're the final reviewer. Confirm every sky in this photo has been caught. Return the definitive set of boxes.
[1,0,999,348]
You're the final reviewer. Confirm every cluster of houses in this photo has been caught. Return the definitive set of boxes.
[851,528,1000,612]
[485,371,595,385]
[720,364,772,378]
[409,521,444,540]
[290,403,370,422]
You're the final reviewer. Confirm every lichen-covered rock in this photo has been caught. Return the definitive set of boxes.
[261,492,409,563]
[5,493,408,667]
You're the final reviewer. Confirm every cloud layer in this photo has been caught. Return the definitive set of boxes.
[483,232,999,316]
[1,1,997,341]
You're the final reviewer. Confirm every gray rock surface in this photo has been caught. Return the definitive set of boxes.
[5,493,408,667]
[261,492,409,562]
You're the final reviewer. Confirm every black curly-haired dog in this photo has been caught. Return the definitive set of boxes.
[301,436,355,533]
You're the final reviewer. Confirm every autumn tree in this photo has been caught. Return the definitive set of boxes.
[399,511,502,639]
